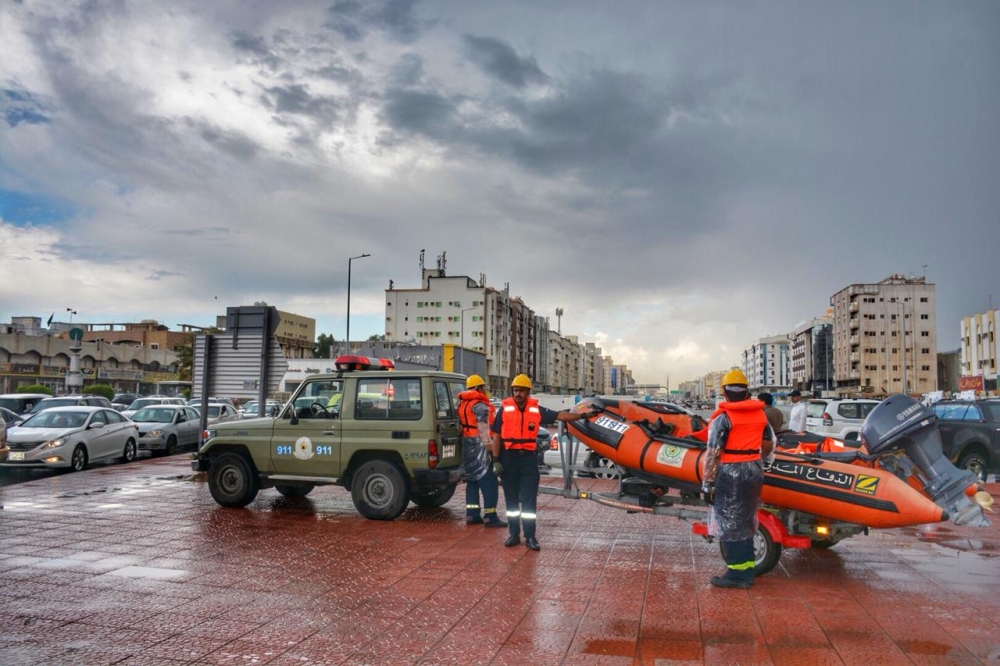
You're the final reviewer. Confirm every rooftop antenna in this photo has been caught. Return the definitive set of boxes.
[555,307,563,334]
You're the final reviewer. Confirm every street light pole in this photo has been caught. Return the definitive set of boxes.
[346,253,371,350]
[459,306,477,374]
[67,308,76,325]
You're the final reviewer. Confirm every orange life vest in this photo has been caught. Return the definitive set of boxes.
[500,396,541,451]
[712,399,767,463]
[458,390,493,438]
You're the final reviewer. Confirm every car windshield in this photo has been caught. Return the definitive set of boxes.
[131,408,177,423]
[207,406,223,417]
[29,398,78,413]
[0,398,25,411]
[21,411,88,429]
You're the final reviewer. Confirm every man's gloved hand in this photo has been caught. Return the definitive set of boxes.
[493,461,504,477]
[702,483,715,505]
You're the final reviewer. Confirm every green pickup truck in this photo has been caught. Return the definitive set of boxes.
[192,356,466,520]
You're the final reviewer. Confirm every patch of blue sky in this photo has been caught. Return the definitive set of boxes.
[0,188,76,225]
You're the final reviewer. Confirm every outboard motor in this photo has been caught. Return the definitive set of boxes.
[861,394,990,527]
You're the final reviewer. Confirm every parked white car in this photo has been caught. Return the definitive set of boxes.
[201,403,241,425]
[805,398,881,441]
[1,406,139,471]
[121,396,186,419]
[131,405,202,455]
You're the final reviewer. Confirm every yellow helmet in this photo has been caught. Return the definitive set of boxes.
[511,374,533,389]
[465,374,486,389]
[722,368,748,387]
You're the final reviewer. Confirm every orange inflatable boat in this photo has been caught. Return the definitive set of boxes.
[566,394,990,530]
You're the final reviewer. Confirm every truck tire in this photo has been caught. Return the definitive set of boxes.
[958,451,988,482]
[208,453,259,507]
[723,523,782,576]
[351,460,409,520]
[410,483,457,508]
[275,484,315,498]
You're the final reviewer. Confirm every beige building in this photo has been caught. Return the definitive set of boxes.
[829,274,937,396]
[789,313,834,395]
[959,309,998,383]
[274,310,316,359]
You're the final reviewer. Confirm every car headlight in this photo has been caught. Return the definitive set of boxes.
[43,438,67,449]
[148,429,164,438]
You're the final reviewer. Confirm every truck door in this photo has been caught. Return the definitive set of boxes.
[271,379,343,478]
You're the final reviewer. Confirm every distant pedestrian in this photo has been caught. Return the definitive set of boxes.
[492,374,597,551]
[457,375,506,528]
[757,392,785,434]
[701,369,775,589]
[787,390,806,433]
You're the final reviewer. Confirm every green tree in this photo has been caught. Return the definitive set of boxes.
[18,384,53,395]
[83,384,115,400]
[367,334,386,342]
[314,333,337,359]
[177,333,195,383]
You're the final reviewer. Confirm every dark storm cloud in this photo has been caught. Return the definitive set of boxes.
[380,88,458,138]
[462,35,548,88]
[324,0,424,43]
[229,30,270,57]
[2,88,52,127]
[390,53,424,86]
[185,118,260,161]
[261,84,340,123]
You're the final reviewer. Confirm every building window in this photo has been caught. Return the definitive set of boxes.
[921,331,929,337]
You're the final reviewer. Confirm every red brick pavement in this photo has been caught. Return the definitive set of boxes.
[1,456,998,665]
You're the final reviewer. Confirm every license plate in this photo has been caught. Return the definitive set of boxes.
[9,452,24,461]
[442,444,456,458]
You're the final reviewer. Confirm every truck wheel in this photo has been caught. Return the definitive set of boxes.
[721,523,782,576]
[275,484,314,498]
[410,483,457,508]
[208,453,259,507]
[351,460,409,520]
[958,451,988,483]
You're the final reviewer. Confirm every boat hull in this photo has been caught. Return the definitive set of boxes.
[567,407,949,529]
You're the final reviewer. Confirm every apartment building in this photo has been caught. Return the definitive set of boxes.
[789,314,834,395]
[959,309,998,383]
[829,274,937,396]
[741,335,791,393]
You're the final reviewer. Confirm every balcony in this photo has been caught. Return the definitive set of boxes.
[849,335,859,345]
[849,301,859,313]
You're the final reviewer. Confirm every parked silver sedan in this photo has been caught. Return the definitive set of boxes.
[131,406,202,455]
[1,406,139,471]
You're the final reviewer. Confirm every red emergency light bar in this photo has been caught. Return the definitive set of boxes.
[334,355,396,372]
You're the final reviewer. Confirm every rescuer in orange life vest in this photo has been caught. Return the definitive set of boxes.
[491,374,599,551]
[701,369,776,589]
[457,375,506,528]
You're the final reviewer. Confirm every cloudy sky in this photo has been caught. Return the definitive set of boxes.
[1,1,998,386]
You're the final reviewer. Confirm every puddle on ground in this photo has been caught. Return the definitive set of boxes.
[583,639,635,657]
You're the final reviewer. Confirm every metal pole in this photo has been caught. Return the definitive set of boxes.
[460,306,476,375]
[346,253,371,349]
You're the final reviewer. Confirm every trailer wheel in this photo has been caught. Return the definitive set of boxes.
[723,523,781,576]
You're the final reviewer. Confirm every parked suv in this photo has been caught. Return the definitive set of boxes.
[0,393,51,417]
[24,395,114,417]
[192,355,465,520]
[931,399,1000,481]
[805,398,880,441]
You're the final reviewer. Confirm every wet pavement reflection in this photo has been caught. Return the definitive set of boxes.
[1,455,998,664]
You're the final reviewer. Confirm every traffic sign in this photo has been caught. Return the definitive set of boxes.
[69,327,84,342]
